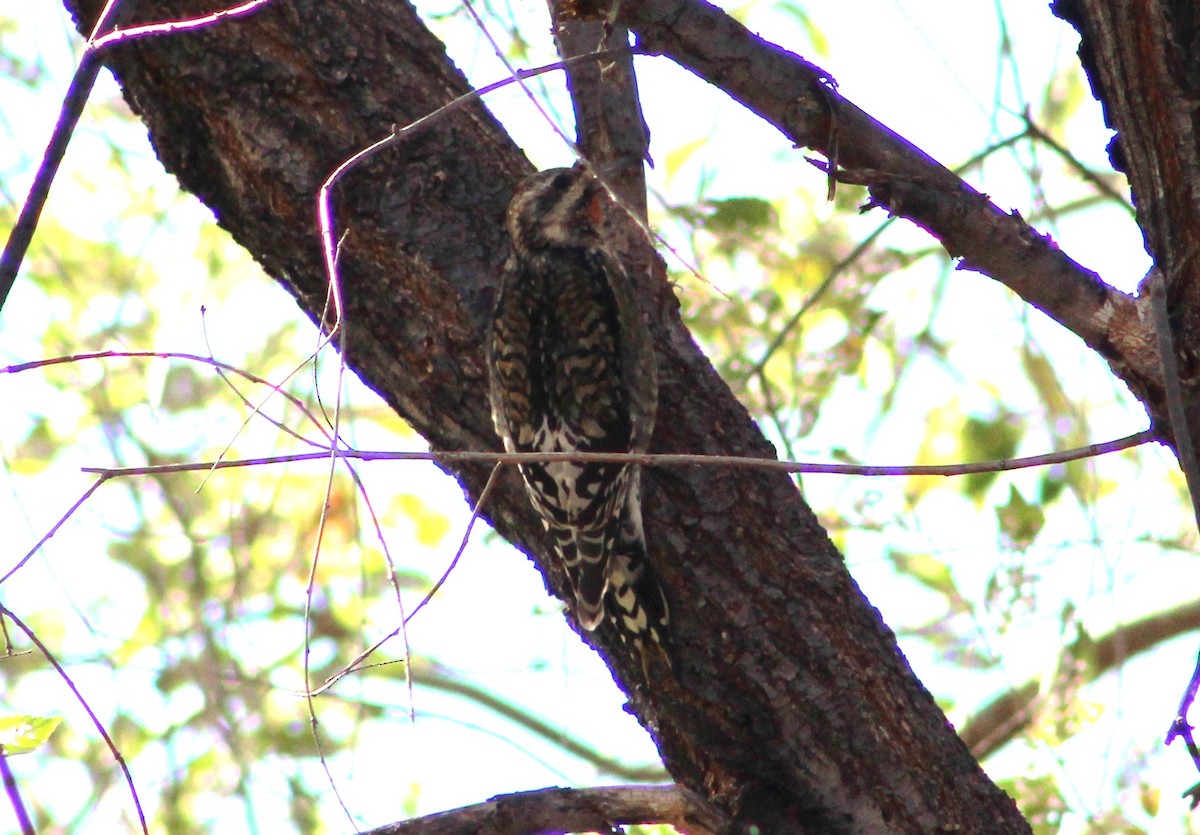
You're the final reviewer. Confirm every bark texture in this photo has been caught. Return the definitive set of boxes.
[361,785,725,835]
[58,0,1192,831]
[1052,0,1200,449]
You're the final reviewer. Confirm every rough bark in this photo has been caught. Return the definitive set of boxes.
[51,0,1141,830]
[1051,0,1200,452]
[548,4,650,216]
[360,785,725,835]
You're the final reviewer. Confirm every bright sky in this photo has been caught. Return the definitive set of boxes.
[1,1,1195,833]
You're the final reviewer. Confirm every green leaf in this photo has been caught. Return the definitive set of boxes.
[662,136,707,183]
[962,413,1022,501]
[996,486,1045,551]
[1140,782,1160,818]
[776,2,830,56]
[702,197,778,235]
[0,714,61,755]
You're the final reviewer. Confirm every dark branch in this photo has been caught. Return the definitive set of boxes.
[360,784,725,835]
[550,2,650,215]
[608,0,1164,433]
[963,597,1200,758]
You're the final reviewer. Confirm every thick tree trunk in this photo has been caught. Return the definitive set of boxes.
[55,0,1059,830]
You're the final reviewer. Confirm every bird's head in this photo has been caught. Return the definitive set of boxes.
[506,166,606,255]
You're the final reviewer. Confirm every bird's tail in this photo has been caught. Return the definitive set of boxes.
[604,484,670,654]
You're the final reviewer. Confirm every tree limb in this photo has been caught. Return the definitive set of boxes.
[604,0,1166,436]
[549,1,650,215]
[961,597,1200,758]
[360,784,726,835]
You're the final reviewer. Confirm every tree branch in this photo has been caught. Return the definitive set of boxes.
[550,1,650,214]
[607,0,1165,435]
[411,659,667,782]
[961,597,1200,758]
[359,784,726,835]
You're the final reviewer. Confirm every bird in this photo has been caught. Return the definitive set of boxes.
[487,165,670,657]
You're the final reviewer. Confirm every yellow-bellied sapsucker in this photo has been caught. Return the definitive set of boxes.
[487,166,669,654]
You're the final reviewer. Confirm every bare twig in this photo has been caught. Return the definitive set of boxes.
[1021,113,1132,213]
[0,8,118,309]
[302,384,356,830]
[461,0,577,151]
[0,748,34,835]
[0,0,272,312]
[87,0,271,50]
[309,465,503,699]
[403,464,501,625]
[0,604,147,834]
[199,313,335,449]
[0,477,108,586]
[77,429,1154,480]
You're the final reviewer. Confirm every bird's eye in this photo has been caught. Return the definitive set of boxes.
[551,172,573,191]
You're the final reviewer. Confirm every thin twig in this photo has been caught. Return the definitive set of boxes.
[302,393,356,830]
[200,313,334,450]
[0,604,148,834]
[0,49,108,309]
[199,335,338,492]
[0,0,272,313]
[405,463,502,625]
[78,429,1154,480]
[1022,113,1132,213]
[0,748,34,835]
[342,460,414,711]
[0,477,108,586]
[7,347,334,448]
[461,0,576,150]
[309,464,503,699]
[87,0,272,50]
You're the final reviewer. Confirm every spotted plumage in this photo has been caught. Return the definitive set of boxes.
[487,166,668,653]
